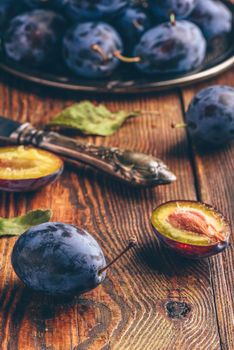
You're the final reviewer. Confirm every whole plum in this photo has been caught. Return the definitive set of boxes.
[63,22,123,78]
[149,0,197,20]
[189,0,232,40]
[11,223,106,296]
[0,0,23,33]
[186,85,234,145]
[22,0,55,9]
[134,20,206,75]
[55,0,127,21]
[3,10,66,67]
[114,6,152,50]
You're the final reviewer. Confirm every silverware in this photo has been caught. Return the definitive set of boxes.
[0,116,176,187]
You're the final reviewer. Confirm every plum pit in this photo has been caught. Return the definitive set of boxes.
[152,200,230,258]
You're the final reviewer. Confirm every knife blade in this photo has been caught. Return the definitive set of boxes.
[0,116,176,187]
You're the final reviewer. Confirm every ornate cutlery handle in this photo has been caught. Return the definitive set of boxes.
[11,123,176,187]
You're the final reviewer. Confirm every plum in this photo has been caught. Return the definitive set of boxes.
[63,22,123,78]
[114,6,152,50]
[55,0,127,21]
[11,223,107,296]
[149,0,197,20]
[0,0,24,33]
[189,0,233,40]
[134,20,206,75]
[3,9,66,67]
[0,146,63,192]
[152,200,230,259]
[22,0,55,9]
[12,222,137,296]
[186,85,234,145]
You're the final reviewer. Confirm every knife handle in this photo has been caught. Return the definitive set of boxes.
[10,123,176,187]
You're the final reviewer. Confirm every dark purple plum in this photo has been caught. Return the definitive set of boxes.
[149,0,197,20]
[152,200,230,259]
[0,146,63,192]
[55,0,127,21]
[134,20,206,75]
[22,0,56,9]
[11,223,106,296]
[3,9,66,67]
[63,22,123,79]
[186,85,234,145]
[0,0,24,33]
[114,6,152,50]
[189,0,233,40]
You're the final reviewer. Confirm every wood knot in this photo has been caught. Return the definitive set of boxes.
[165,301,191,319]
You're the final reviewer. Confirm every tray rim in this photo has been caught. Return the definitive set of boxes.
[0,54,233,94]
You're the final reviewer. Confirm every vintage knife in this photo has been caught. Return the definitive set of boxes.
[0,116,176,187]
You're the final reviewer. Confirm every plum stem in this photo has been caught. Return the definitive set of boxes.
[170,13,176,26]
[98,237,137,275]
[91,44,109,63]
[133,19,144,30]
[171,122,187,129]
[114,50,141,63]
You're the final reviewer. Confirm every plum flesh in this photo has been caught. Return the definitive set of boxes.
[0,146,63,192]
[11,223,106,296]
[151,200,230,258]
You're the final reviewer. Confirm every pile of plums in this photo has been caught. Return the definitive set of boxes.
[0,0,233,79]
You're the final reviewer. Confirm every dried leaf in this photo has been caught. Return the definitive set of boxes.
[48,101,140,136]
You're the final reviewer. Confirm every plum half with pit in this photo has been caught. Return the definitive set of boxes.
[134,20,206,75]
[11,223,107,296]
[151,200,230,259]
[0,146,63,192]
[186,85,234,145]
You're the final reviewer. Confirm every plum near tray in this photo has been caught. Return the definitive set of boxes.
[0,2,233,93]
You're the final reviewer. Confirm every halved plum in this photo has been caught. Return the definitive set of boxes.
[151,200,230,258]
[0,146,63,192]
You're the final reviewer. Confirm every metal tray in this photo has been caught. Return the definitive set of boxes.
[0,1,233,94]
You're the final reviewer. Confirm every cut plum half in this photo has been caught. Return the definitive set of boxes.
[151,200,230,258]
[0,146,63,192]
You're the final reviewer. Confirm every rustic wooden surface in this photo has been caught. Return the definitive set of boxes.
[0,68,233,350]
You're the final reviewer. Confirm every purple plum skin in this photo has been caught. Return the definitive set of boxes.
[3,9,66,68]
[134,20,206,75]
[152,226,228,259]
[22,0,56,9]
[186,85,234,145]
[114,6,152,49]
[11,223,106,296]
[0,0,24,33]
[0,166,63,193]
[55,0,127,21]
[63,22,123,79]
[189,0,233,40]
[149,0,197,20]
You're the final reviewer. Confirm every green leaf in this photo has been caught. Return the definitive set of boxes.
[0,209,52,237]
[48,101,140,136]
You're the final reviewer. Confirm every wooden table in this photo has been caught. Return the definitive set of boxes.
[0,68,233,350]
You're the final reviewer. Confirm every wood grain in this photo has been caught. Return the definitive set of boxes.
[182,69,234,350]
[0,70,232,350]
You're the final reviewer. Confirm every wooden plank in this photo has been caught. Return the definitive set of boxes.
[0,73,223,350]
[182,69,234,350]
